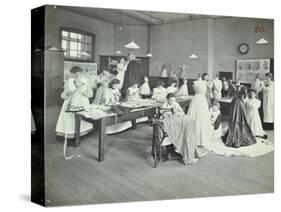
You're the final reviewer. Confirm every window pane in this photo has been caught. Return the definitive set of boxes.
[70,50,77,58]
[85,44,91,52]
[70,32,77,39]
[62,31,68,37]
[77,34,82,40]
[61,40,67,50]
[86,36,92,44]
[70,41,77,50]
[77,43,81,51]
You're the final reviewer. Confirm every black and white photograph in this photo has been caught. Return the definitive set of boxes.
[31,3,274,207]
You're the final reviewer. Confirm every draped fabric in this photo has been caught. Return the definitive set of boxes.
[122,60,141,91]
[222,97,256,148]
[163,116,198,164]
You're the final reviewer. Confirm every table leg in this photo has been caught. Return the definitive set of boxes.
[74,114,81,148]
[131,119,137,129]
[98,118,106,162]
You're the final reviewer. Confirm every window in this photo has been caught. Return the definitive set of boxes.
[60,28,95,62]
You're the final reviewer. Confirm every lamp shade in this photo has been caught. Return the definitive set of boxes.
[125,40,140,49]
[256,38,269,44]
[146,52,153,57]
[115,50,122,54]
[189,54,198,59]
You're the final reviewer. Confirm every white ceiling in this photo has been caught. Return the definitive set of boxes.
[60,5,227,26]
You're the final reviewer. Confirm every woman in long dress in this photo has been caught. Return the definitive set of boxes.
[115,58,129,90]
[93,70,111,105]
[56,66,93,138]
[213,75,222,100]
[222,87,256,148]
[187,73,212,147]
[262,73,274,128]
[245,89,266,138]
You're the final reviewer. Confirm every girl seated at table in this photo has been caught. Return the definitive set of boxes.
[166,80,178,95]
[126,83,141,101]
[176,78,189,97]
[159,93,202,165]
[152,81,167,101]
[245,89,267,139]
[56,67,93,138]
[209,101,222,138]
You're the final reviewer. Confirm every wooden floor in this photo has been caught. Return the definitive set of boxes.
[42,106,274,206]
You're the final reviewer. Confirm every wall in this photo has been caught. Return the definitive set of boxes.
[113,24,149,57]
[44,6,114,66]
[213,17,274,78]
[149,17,274,80]
[149,19,209,78]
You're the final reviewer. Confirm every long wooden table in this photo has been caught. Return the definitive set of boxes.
[74,98,192,162]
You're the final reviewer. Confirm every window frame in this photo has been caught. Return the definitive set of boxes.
[59,27,95,62]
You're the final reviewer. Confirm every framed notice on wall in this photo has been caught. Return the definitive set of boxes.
[236,59,270,83]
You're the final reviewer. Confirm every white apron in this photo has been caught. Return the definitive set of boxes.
[262,81,274,123]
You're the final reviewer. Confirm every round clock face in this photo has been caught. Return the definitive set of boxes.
[239,43,249,54]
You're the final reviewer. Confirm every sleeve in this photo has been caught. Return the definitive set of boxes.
[175,102,185,115]
[254,99,261,109]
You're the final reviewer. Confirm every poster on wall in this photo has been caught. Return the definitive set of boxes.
[63,61,97,80]
[236,59,270,83]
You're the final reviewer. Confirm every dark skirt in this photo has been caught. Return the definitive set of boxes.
[222,97,256,148]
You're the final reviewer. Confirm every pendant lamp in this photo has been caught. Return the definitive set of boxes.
[125,25,140,49]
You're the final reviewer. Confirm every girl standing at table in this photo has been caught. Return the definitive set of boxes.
[93,70,111,105]
[56,66,93,138]
[104,79,132,134]
[116,58,129,90]
[262,73,274,129]
[245,89,266,138]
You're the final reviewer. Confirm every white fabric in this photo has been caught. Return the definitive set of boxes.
[205,137,273,157]
[187,80,212,146]
[176,84,189,97]
[262,81,274,123]
[210,107,222,138]
[127,86,141,100]
[160,68,168,77]
[139,82,151,95]
[245,98,265,136]
[213,78,222,100]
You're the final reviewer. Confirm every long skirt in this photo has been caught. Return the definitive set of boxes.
[56,100,93,138]
[187,94,212,146]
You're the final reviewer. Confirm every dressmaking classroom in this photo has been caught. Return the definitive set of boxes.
[31,5,274,206]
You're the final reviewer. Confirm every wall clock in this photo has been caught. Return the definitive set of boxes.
[239,43,249,54]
